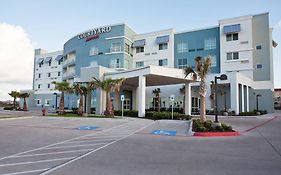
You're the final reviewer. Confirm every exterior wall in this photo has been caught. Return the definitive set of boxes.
[219,16,254,78]
[249,89,274,113]
[174,27,220,73]
[133,29,174,68]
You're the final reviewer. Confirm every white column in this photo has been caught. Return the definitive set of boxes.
[241,84,245,112]
[185,82,191,115]
[230,82,239,115]
[138,76,146,117]
[206,83,212,110]
[246,86,249,112]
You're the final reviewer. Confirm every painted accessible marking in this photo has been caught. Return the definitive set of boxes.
[76,126,99,130]
[151,130,177,136]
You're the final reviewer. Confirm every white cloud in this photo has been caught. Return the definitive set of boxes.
[0,23,34,100]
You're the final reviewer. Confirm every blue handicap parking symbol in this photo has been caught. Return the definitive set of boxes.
[151,130,177,136]
[77,126,99,130]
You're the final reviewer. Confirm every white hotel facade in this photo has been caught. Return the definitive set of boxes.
[24,13,277,116]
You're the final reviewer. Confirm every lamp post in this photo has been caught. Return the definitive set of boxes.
[53,92,58,111]
[214,74,228,123]
[256,94,261,111]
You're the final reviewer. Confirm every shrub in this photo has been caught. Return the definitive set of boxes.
[3,107,13,110]
[145,112,154,119]
[192,119,233,132]
[72,108,78,114]
[127,110,138,117]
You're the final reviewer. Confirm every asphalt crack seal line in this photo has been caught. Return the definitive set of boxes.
[39,121,155,175]
[242,116,278,133]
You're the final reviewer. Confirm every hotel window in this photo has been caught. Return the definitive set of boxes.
[125,43,130,54]
[47,73,51,77]
[38,73,41,78]
[177,42,188,53]
[159,43,168,50]
[177,58,188,69]
[89,46,99,56]
[159,59,168,66]
[226,33,238,41]
[110,58,120,68]
[36,99,41,105]
[136,61,144,68]
[206,55,217,67]
[38,84,41,89]
[136,46,144,53]
[48,62,51,66]
[58,72,61,76]
[110,43,121,52]
[39,63,42,68]
[204,38,216,50]
[47,84,51,89]
[256,64,263,69]
[45,99,50,106]
[226,52,239,60]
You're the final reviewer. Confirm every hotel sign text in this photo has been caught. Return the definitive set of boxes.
[77,26,111,40]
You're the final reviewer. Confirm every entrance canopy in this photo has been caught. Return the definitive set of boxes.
[104,65,197,87]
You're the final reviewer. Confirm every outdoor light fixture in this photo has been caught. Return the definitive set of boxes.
[214,74,228,123]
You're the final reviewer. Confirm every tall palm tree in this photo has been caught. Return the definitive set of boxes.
[8,91,20,109]
[52,81,72,114]
[94,78,125,117]
[179,85,185,111]
[152,88,161,112]
[19,93,30,111]
[73,81,99,116]
[184,56,212,122]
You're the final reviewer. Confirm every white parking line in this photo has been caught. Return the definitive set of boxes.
[0,168,49,175]
[0,157,75,167]
[42,142,108,150]
[67,138,116,144]
[11,149,93,158]
[40,121,155,175]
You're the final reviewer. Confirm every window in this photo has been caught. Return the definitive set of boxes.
[226,33,238,41]
[159,59,168,66]
[45,99,50,106]
[110,43,121,52]
[136,61,144,68]
[47,73,51,77]
[125,43,130,54]
[206,55,217,67]
[38,84,41,89]
[36,99,41,105]
[177,42,188,53]
[256,45,262,50]
[58,72,61,76]
[39,63,42,68]
[159,43,168,50]
[204,38,216,50]
[178,58,188,69]
[226,52,239,60]
[257,64,263,69]
[136,46,144,53]
[38,74,41,78]
[47,84,51,88]
[89,46,99,56]
[48,62,51,66]
[110,58,120,68]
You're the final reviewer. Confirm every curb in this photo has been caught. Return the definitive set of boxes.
[193,131,240,137]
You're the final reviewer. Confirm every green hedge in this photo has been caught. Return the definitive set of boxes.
[3,107,14,110]
[114,110,192,120]
[192,119,233,132]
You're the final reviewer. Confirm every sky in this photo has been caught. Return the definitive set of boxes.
[0,0,280,100]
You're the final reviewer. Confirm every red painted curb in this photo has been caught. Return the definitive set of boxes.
[193,131,240,137]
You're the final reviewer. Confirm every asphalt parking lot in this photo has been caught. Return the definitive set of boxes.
[0,111,280,175]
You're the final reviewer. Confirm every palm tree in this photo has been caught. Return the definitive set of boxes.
[52,81,72,114]
[184,56,212,122]
[19,93,30,111]
[179,85,185,111]
[94,78,125,117]
[152,88,161,112]
[8,91,20,109]
[73,81,99,116]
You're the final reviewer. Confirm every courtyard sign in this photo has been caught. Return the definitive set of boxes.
[77,26,111,40]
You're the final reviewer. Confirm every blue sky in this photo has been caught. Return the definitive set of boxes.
[0,0,280,100]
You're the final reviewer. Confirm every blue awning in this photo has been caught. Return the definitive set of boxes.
[156,35,169,44]
[132,39,145,47]
[44,57,52,63]
[55,55,63,61]
[37,58,44,64]
[223,24,241,34]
